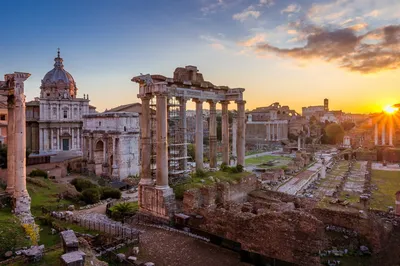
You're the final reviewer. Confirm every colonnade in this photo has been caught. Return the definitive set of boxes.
[138,94,246,190]
[39,127,82,152]
[374,121,394,146]
[265,121,288,141]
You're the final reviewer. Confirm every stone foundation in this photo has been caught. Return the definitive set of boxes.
[14,194,34,223]
[138,184,176,219]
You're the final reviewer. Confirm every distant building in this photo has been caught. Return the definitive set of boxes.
[82,112,140,179]
[246,102,302,146]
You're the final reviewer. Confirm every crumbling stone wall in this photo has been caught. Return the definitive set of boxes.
[312,208,392,253]
[356,150,377,161]
[183,174,258,213]
[195,202,327,265]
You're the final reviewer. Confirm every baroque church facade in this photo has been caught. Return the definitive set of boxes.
[26,51,95,154]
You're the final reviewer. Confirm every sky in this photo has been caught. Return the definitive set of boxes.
[0,0,399,114]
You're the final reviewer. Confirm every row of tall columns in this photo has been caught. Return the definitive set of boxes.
[266,122,288,141]
[5,73,32,216]
[374,121,394,146]
[39,127,82,151]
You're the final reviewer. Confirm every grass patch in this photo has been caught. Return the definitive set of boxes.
[370,170,400,211]
[172,170,251,200]
[245,155,291,166]
[27,177,75,216]
[14,247,64,266]
[0,207,30,256]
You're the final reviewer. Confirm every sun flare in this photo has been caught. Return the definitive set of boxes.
[383,105,398,114]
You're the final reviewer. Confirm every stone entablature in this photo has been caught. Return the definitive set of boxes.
[82,112,140,180]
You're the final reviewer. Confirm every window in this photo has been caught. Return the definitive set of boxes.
[47,93,50,97]
[0,115,5,121]
[63,110,68,118]
[99,122,101,126]
[124,126,126,132]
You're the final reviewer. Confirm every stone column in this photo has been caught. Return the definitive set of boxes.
[193,99,204,170]
[6,94,15,195]
[277,123,281,141]
[139,95,153,185]
[382,123,386,145]
[89,135,94,162]
[50,128,54,150]
[71,128,75,150]
[39,128,43,152]
[374,123,378,145]
[298,135,301,150]
[236,100,246,166]
[77,128,80,150]
[156,93,169,188]
[208,100,217,169]
[11,73,32,216]
[232,116,237,162]
[57,128,60,151]
[221,101,230,164]
[266,123,269,141]
[178,97,188,172]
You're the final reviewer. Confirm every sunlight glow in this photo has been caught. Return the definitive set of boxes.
[383,105,398,114]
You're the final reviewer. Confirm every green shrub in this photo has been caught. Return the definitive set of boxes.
[220,162,229,172]
[81,188,101,204]
[195,169,207,178]
[109,202,138,220]
[71,178,98,192]
[236,164,244,173]
[100,187,121,200]
[28,169,48,179]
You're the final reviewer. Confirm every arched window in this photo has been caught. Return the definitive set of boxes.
[124,126,127,132]
[63,110,68,118]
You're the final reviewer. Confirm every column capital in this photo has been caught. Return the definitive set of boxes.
[138,94,153,101]
[235,100,246,105]
[154,92,168,99]
[220,100,230,105]
[207,100,217,106]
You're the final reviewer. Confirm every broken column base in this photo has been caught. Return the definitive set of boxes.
[60,251,86,266]
[14,194,34,224]
[138,184,176,221]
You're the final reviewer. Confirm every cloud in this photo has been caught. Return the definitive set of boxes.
[255,23,400,73]
[259,0,274,7]
[233,6,261,22]
[201,0,224,14]
[281,4,301,14]
[210,43,226,50]
[238,33,267,47]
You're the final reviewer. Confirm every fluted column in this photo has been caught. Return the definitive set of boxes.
[382,123,386,145]
[139,95,153,185]
[156,93,169,188]
[236,100,246,166]
[39,128,43,152]
[374,123,378,145]
[6,94,15,195]
[193,99,204,170]
[56,128,60,151]
[50,128,54,150]
[178,97,188,172]
[208,100,217,168]
[12,73,31,200]
[221,101,230,165]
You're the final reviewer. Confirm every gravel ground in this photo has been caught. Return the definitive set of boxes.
[136,225,250,266]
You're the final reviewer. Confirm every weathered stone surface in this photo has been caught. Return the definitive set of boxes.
[128,256,137,261]
[67,205,75,211]
[60,251,86,266]
[60,230,79,253]
[116,253,126,262]
[21,245,45,262]
[4,251,13,258]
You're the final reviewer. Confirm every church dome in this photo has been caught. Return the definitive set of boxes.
[40,50,78,99]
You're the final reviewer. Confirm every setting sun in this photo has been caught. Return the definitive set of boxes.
[383,105,398,114]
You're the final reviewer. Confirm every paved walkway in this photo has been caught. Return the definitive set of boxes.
[372,162,400,171]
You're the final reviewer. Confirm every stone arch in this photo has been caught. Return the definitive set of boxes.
[94,140,104,176]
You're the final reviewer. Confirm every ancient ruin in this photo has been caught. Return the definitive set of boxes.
[0,72,33,222]
[82,112,140,179]
[132,66,246,219]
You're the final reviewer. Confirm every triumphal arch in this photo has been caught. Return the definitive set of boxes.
[132,65,246,219]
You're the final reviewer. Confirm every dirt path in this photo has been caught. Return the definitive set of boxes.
[135,225,250,266]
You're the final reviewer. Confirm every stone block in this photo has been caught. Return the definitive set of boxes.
[60,251,86,266]
[60,230,79,253]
